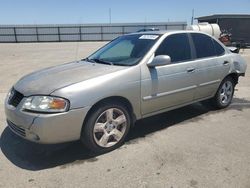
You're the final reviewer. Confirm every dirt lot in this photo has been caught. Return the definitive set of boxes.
[0,42,250,188]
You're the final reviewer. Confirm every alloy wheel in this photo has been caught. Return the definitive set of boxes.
[93,108,127,148]
[219,81,233,105]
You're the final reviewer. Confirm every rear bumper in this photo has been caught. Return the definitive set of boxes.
[238,73,245,77]
[5,96,91,144]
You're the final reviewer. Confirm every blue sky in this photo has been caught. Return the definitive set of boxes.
[0,0,250,25]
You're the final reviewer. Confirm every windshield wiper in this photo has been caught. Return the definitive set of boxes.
[82,58,96,63]
[82,58,113,65]
[91,58,113,65]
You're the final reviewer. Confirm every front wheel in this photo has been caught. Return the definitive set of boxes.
[211,77,235,109]
[81,102,131,154]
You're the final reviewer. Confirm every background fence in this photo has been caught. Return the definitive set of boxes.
[0,22,187,43]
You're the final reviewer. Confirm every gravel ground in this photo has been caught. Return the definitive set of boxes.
[0,42,250,188]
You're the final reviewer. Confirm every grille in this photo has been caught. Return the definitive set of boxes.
[7,120,26,137]
[8,88,24,107]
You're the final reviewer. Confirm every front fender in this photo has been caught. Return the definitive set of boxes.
[51,65,142,119]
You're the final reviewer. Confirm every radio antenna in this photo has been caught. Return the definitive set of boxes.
[191,9,194,25]
[109,8,112,24]
[75,17,82,62]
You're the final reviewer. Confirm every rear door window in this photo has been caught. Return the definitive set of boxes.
[155,33,191,63]
[212,39,225,56]
[191,33,217,58]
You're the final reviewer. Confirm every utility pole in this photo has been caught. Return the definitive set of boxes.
[191,9,194,25]
[109,8,112,24]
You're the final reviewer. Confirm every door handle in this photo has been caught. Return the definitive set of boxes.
[223,61,230,66]
[187,68,195,73]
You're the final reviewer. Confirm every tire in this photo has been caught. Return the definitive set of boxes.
[81,101,131,154]
[211,77,235,109]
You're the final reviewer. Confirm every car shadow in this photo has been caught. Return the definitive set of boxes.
[1,99,249,171]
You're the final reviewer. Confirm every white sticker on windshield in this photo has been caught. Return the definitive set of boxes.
[139,35,159,40]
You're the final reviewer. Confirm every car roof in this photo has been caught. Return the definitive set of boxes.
[127,30,211,36]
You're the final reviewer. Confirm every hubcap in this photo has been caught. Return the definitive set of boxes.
[220,81,233,105]
[93,108,127,148]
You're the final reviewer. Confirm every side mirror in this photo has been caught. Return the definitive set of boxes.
[147,55,171,68]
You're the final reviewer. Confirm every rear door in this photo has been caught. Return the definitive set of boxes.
[190,33,230,100]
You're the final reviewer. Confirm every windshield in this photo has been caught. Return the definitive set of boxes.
[87,34,161,66]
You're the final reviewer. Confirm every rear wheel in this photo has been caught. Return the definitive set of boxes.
[81,102,131,154]
[211,77,235,109]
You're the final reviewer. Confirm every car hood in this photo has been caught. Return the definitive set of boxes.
[14,61,127,96]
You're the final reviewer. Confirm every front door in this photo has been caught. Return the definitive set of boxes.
[141,33,197,115]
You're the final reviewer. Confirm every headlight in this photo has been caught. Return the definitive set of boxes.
[22,96,69,113]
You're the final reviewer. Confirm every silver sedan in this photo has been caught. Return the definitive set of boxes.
[5,30,247,153]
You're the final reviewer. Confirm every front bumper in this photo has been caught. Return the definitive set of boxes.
[5,96,91,144]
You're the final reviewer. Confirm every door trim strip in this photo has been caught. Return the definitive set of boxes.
[143,85,197,101]
[199,79,221,87]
